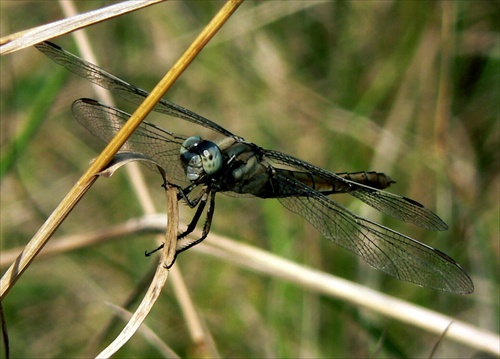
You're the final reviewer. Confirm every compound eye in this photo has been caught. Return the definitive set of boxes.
[180,136,202,154]
[198,141,223,175]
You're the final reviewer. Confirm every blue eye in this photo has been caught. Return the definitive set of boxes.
[197,141,223,175]
[180,136,202,154]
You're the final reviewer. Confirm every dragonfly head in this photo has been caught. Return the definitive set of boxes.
[180,136,223,181]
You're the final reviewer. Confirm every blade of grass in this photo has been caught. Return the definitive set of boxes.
[96,185,178,358]
[428,322,452,359]
[103,302,181,359]
[0,0,244,300]
[0,301,8,359]
[0,0,165,55]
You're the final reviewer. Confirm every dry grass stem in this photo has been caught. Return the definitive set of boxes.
[0,0,165,54]
[428,322,453,359]
[0,217,156,268]
[104,302,181,358]
[96,186,177,358]
[0,176,97,299]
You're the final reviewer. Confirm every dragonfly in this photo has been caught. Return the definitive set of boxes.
[35,41,473,294]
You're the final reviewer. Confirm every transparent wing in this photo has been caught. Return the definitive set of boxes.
[35,41,240,140]
[273,173,473,294]
[36,41,446,229]
[72,98,189,183]
[264,149,448,231]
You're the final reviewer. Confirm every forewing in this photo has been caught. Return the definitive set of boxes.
[35,41,239,139]
[264,149,447,230]
[274,173,473,293]
[72,98,188,183]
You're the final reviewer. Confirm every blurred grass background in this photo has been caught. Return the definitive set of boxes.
[1,1,498,358]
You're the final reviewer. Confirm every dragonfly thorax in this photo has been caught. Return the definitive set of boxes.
[180,136,223,181]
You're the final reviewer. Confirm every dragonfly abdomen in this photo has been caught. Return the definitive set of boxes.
[336,171,395,190]
[280,170,395,195]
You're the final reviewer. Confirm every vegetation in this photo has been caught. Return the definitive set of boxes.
[1,1,498,357]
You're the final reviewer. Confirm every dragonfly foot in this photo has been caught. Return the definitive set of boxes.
[145,243,164,256]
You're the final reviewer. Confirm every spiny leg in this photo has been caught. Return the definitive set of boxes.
[178,184,208,209]
[162,181,201,207]
[144,185,210,257]
[177,187,210,240]
[163,190,216,268]
[175,189,216,254]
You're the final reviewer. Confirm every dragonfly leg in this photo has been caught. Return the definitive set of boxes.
[160,181,199,205]
[177,184,207,208]
[144,244,164,256]
[144,186,211,257]
[144,194,207,257]
[163,190,216,268]
[177,188,209,240]
[175,189,216,254]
